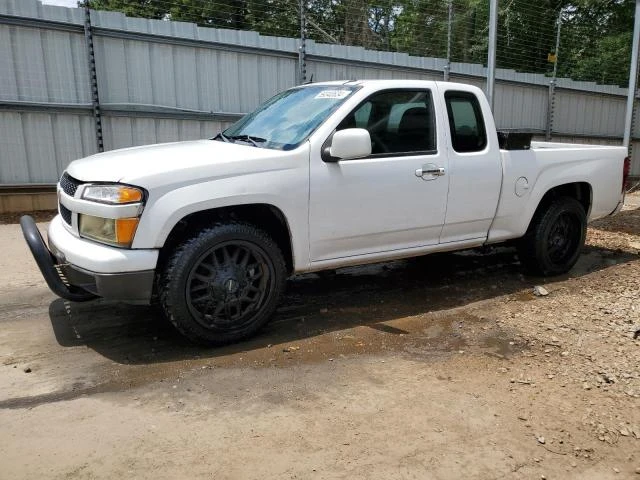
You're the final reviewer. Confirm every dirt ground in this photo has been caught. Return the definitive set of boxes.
[1,194,639,480]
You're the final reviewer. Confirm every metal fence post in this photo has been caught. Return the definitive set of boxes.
[83,6,104,152]
[444,1,452,82]
[546,11,562,141]
[546,80,556,141]
[298,0,307,84]
[623,0,640,150]
[486,0,498,111]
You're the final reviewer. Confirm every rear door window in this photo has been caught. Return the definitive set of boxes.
[444,91,487,153]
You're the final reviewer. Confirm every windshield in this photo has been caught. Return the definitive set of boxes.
[220,85,358,150]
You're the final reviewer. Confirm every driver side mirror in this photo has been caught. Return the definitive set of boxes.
[323,128,372,162]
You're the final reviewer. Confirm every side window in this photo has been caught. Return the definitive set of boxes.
[444,91,487,153]
[336,90,436,155]
[353,102,372,128]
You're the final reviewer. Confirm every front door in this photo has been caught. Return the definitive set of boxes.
[309,89,449,262]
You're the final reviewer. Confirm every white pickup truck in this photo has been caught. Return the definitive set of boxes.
[21,80,631,345]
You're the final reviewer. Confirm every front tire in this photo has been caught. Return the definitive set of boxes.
[517,197,587,276]
[159,223,286,345]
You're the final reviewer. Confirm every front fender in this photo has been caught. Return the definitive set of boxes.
[132,168,309,271]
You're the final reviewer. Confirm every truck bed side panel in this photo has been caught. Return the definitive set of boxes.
[488,146,626,243]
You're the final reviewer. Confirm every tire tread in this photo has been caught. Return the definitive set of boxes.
[517,196,586,276]
[158,222,286,345]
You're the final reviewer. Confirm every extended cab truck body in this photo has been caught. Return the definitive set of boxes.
[21,80,630,345]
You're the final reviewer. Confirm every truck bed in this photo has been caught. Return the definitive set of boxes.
[488,142,627,243]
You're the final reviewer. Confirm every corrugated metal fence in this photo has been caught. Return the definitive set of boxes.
[0,0,638,188]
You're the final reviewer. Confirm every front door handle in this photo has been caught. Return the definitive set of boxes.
[415,164,446,179]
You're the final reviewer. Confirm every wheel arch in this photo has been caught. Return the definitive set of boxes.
[525,181,592,234]
[158,203,295,275]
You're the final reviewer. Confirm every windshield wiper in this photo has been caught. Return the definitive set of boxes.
[213,132,230,142]
[228,134,267,148]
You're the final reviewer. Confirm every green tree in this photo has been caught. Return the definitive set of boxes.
[557,0,634,85]
[80,0,168,19]
[80,0,635,87]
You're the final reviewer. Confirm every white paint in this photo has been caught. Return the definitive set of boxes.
[515,177,529,197]
[48,216,158,273]
[54,80,627,282]
[328,128,371,159]
[436,83,503,243]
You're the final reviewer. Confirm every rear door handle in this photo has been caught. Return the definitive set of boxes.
[415,164,446,179]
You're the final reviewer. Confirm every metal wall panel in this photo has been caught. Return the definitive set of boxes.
[0,111,96,183]
[101,116,232,151]
[91,9,298,113]
[492,83,547,130]
[306,59,442,83]
[448,74,485,89]
[0,25,91,103]
[547,135,639,177]
[553,89,627,137]
[0,0,638,185]
[93,37,297,113]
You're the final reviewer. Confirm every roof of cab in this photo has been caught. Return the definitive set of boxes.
[296,79,474,89]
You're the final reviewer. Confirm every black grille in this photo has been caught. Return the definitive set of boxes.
[59,172,82,197]
[60,203,72,225]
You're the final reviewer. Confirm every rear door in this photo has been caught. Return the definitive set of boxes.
[439,89,502,243]
[308,88,450,262]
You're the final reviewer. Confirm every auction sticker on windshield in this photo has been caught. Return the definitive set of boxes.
[315,89,352,99]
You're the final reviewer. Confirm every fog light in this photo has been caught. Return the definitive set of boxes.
[79,215,139,247]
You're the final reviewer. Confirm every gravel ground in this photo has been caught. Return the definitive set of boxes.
[0,193,638,479]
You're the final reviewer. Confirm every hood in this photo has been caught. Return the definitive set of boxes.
[65,139,292,189]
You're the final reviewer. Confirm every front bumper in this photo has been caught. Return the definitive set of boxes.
[56,260,155,304]
[21,215,157,304]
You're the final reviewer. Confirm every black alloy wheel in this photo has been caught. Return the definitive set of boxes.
[518,196,587,276]
[546,212,581,265]
[159,223,286,345]
[186,241,272,333]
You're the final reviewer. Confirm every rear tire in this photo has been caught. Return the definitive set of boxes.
[517,197,586,276]
[159,222,286,346]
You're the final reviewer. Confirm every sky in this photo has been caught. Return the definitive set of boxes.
[39,0,79,7]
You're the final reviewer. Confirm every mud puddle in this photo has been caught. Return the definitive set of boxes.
[0,305,521,410]
[5,243,633,409]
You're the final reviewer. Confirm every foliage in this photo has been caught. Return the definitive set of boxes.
[79,0,635,86]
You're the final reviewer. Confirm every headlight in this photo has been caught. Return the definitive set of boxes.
[82,185,143,204]
[78,215,140,247]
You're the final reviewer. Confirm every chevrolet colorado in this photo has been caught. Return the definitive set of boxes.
[21,80,631,345]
